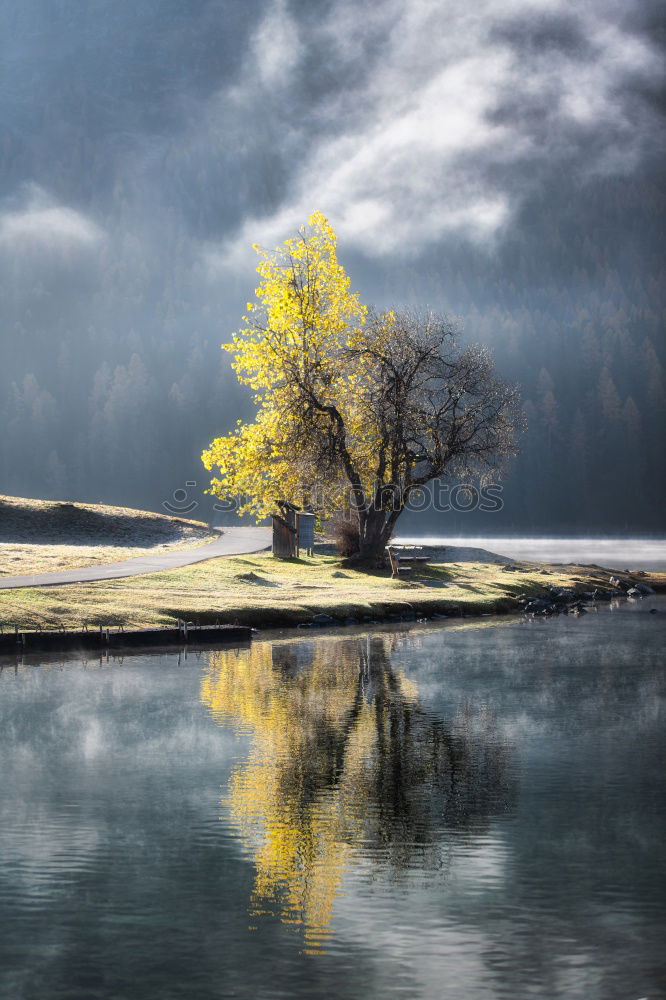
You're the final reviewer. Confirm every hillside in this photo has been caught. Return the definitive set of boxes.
[0,495,214,576]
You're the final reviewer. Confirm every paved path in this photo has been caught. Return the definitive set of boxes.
[0,527,272,590]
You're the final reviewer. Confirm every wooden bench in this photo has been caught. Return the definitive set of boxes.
[386,545,430,578]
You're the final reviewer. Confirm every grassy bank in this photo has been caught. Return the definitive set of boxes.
[1,549,663,632]
[0,495,214,576]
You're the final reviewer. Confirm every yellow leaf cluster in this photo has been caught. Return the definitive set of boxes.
[202,212,384,518]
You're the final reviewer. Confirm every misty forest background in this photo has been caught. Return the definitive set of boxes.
[1,1,664,533]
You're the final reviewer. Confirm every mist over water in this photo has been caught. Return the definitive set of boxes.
[393,536,666,571]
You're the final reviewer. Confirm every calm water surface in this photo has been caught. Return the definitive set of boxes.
[1,599,665,999]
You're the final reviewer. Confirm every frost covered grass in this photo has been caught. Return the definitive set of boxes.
[0,495,213,576]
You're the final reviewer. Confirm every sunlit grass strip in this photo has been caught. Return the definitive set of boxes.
[1,551,660,632]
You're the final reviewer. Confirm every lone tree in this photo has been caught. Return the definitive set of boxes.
[203,212,521,563]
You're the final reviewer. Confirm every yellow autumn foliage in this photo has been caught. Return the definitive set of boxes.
[202,212,382,518]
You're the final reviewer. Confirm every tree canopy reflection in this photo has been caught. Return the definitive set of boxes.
[201,635,513,950]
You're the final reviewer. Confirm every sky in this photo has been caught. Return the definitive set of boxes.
[1,0,663,267]
[0,0,664,526]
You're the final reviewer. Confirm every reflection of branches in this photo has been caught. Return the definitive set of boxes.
[201,636,513,949]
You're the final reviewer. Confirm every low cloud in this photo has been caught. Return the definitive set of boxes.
[249,0,302,89]
[203,0,663,266]
[0,185,104,254]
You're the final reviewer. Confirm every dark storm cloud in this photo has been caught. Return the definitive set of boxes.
[0,0,262,207]
[184,0,665,270]
[489,11,592,57]
[1,0,662,270]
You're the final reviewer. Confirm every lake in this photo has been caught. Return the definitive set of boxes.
[1,598,664,999]
[393,536,666,571]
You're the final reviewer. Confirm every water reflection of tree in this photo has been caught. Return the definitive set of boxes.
[201,636,513,950]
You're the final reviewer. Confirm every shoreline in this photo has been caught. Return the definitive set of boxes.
[1,562,663,655]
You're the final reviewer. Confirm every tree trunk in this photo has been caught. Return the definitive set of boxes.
[347,506,402,566]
